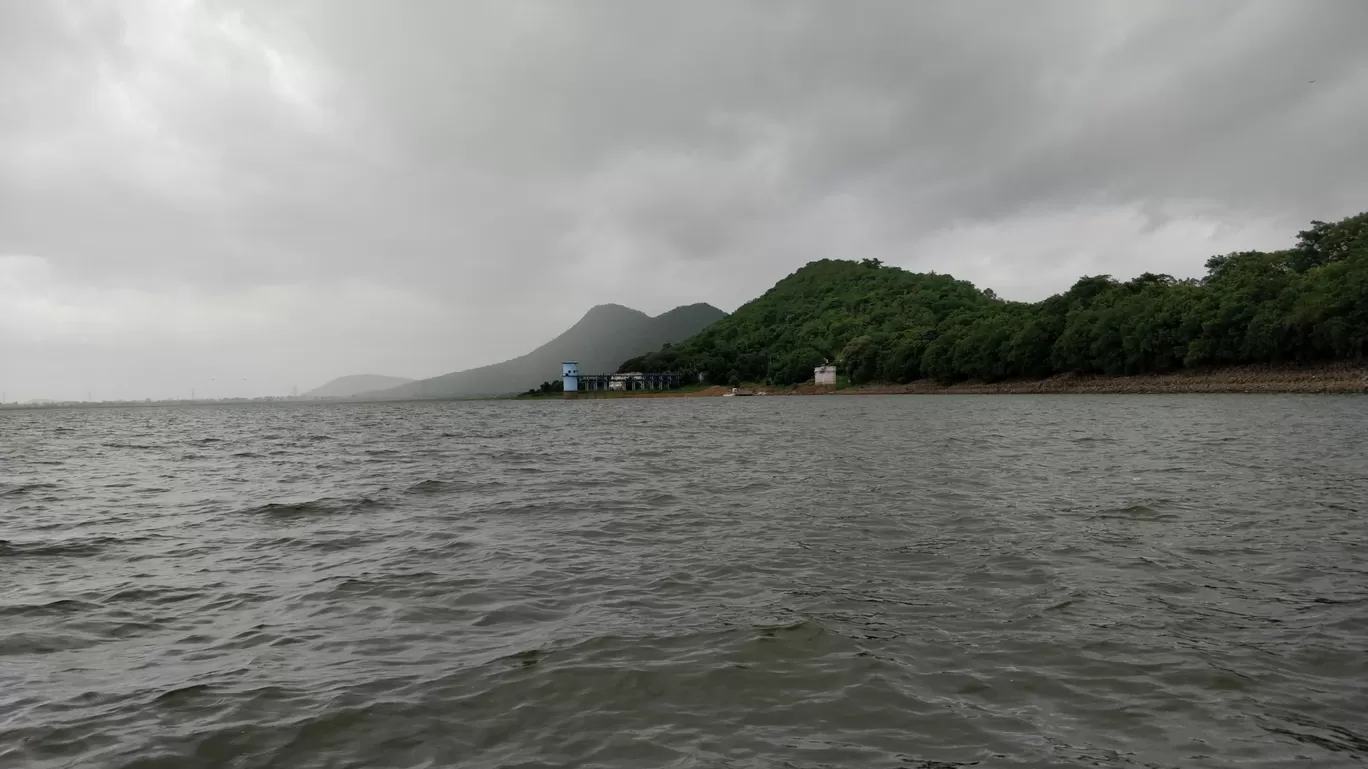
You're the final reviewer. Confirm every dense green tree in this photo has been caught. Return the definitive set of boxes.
[620,212,1368,385]
[524,379,565,395]
[1289,213,1368,273]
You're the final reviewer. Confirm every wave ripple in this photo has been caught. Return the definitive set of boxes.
[2,396,1366,768]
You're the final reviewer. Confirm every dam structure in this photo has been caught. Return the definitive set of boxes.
[561,361,683,398]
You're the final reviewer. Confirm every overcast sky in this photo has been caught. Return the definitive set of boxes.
[3,1,1366,401]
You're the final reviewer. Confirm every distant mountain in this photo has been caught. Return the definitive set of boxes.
[360,302,726,399]
[306,374,415,398]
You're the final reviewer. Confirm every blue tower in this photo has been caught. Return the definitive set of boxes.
[561,361,579,393]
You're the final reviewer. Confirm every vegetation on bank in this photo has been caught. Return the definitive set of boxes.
[523,379,565,396]
[619,212,1368,385]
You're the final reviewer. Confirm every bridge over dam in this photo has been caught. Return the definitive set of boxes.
[560,362,683,396]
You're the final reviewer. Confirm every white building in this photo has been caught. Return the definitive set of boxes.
[814,365,837,385]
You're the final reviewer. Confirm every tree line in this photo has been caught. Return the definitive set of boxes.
[523,379,564,396]
[619,212,1368,385]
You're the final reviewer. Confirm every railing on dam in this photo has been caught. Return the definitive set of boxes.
[573,373,683,392]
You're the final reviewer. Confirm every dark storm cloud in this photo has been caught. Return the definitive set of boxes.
[2,0,1366,401]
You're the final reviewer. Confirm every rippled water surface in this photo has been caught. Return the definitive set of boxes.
[3,396,1367,768]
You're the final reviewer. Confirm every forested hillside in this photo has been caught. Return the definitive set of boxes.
[621,212,1368,385]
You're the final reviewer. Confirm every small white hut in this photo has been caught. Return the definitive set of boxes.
[814,365,837,385]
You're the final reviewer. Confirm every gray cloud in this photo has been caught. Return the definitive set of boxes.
[2,0,1366,401]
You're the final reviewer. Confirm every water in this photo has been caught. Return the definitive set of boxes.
[2,396,1366,769]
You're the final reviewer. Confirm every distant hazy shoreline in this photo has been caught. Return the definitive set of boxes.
[6,364,1364,410]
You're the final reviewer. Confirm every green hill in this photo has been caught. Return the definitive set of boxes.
[361,302,726,399]
[621,211,1368,386]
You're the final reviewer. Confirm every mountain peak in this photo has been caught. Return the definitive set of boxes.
[305,374,415,398]
[653,302,724,319]
[582,303,650,319]
[350,300,725,398]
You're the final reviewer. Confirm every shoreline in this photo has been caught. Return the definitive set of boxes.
[554,364,1368,398]
[6,365,1364,411]
[834,365,1368,395]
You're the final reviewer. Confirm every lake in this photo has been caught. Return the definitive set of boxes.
[2,395,1366,768]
